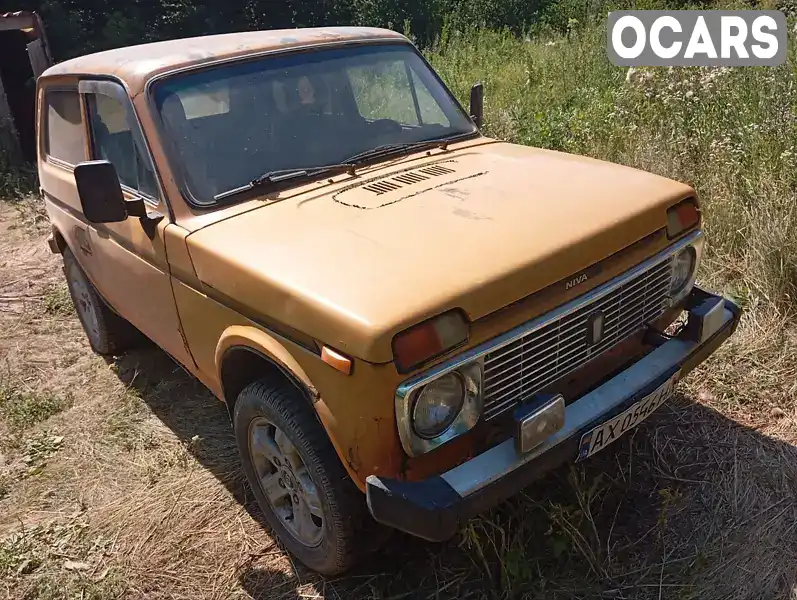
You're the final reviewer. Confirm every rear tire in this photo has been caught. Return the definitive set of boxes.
[233,377,388,575]
[62,248,140,356]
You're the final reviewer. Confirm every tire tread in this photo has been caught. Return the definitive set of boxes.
[234,377,387,574]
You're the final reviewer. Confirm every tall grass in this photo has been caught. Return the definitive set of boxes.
[0,151,37,200]
[423,23,797,597]
[427,23,797,310]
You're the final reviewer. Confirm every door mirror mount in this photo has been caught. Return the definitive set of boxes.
[469,82,484,129]
[124,196,148,219]
[74,160,127,224]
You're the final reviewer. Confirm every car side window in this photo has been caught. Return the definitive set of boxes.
[44,90,85,165]
[85,92,158,199]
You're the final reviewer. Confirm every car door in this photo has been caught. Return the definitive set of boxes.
[77,79,194,368]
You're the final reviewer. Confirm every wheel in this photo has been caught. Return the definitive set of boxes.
[234,378,387,575]
[62,248,140,356]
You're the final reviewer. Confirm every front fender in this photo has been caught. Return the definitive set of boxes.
[215,325,319,399]
[215,325,376,490]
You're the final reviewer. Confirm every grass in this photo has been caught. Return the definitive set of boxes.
[1,13,797,600]
[0,515,128,599]
[428,21,797,308]
[0,151,37,200]
[42,282,74,317]
[422,19,797,598]
[0,381,72,433]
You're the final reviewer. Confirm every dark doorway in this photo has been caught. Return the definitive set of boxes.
[0,29,36,161]
[0,11,52,164]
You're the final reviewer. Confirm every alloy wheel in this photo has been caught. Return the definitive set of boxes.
[248,417,325,547]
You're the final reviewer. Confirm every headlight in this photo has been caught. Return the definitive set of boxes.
[671,247,696,297]
[396,360,484,456]
[412,372,465,438]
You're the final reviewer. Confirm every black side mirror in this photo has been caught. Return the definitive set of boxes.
[469,82,484,129]
[74,160,128,224]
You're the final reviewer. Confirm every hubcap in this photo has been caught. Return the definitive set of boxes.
[248,417,324,547]
[69,272,100,342]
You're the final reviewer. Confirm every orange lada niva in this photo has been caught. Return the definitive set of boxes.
[37,27,740,574]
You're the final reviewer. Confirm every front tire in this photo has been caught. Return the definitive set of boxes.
[233,378,385,575]
[62,248,140,356]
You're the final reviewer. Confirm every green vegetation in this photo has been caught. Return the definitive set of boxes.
[0,151,37,200]
[429,23,797,309]
[0,516,127,599]
[0,380,73,432]
[42,282,75,317]
[13,0,575,60]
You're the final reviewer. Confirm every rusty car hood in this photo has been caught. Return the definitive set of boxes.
[186,142,694,364]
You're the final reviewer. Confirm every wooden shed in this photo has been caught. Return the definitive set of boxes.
[0,11,52,165]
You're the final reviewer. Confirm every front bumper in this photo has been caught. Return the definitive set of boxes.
[366,287,741,542]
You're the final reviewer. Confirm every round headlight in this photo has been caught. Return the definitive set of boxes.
[412,372,465,439]
[671,247,696,295]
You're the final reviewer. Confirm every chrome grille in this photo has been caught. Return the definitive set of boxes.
[482,256,674,421]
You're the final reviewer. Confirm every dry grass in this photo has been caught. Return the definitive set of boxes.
[1,197,796,600]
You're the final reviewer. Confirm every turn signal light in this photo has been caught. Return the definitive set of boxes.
[392,310,469,373]
[667,198,700,238]
[321,345,353,375]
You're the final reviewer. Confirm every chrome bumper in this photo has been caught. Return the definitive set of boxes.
[366,287,741,541]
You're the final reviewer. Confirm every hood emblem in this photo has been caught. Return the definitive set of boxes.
[565,272,589,290]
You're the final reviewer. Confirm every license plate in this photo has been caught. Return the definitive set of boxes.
[577,372,679,461]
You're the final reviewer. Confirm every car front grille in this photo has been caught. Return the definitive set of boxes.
[481,256,674,421]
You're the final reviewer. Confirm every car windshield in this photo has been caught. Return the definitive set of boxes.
[151,43,476,205]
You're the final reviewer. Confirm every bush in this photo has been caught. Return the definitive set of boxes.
[0,152,37,200]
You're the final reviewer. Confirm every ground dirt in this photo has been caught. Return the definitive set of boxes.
[1,200,796,600]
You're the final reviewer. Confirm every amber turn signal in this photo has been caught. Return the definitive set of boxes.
[667,198,700,238]
[321,345,353,375]
[392,310,469,373]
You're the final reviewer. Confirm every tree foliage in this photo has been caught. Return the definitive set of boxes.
[0,0,567,61]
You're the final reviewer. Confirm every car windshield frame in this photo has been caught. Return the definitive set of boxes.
[146,40,479,208]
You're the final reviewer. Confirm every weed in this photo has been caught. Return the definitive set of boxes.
[428,24,797,309]
[0,516,126,599]
[0,381,73,432]
[22,432,65,476]
[0,154,37,200]
[42,282,74,317]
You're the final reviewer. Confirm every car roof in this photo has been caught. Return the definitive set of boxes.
[41,27,408,96]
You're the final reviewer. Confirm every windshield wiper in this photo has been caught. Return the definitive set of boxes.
[345,139,450,165]
[213,163,356,201]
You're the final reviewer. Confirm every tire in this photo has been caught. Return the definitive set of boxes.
[233,377,387,575]
[62,248,140,356]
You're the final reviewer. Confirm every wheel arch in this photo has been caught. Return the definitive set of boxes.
[216,326,319,418]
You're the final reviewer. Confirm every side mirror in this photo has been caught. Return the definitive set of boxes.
[74,160,128,224]
[469,82,484,129]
